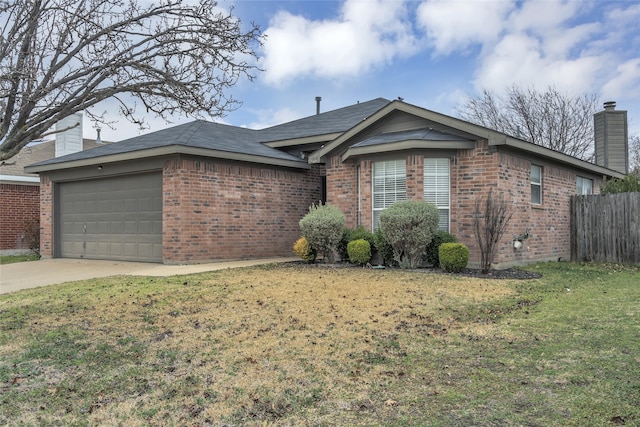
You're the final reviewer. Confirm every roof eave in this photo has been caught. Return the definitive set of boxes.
[341,140,475,162]
[0,174,41,185]
[262,132,343,148]
[491,137,625,179]
[25,145,309,173]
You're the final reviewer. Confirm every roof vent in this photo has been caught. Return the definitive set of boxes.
[315,96,322,115]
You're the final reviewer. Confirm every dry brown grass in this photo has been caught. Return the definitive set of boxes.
[1,264,517,426]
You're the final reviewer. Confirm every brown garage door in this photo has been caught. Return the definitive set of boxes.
[57,173,163,262]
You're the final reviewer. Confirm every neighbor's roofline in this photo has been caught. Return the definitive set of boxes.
[0,174,41,185]
[25,145,309,173]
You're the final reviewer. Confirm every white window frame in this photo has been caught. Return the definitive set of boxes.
[531,164,542,204]
[576,176,593,195]
[424,158,450,232]
[372,159,406,229]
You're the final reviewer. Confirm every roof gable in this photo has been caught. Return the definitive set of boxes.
[308,100,624,178]
[308,101,490,163]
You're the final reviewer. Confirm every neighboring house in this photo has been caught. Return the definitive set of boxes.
[25,99,627,267]
[1,114,107,255]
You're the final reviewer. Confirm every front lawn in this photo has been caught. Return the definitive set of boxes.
[0,254,40,264]
[0,262,638,426]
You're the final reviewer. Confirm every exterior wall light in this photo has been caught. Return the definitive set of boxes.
[513,228,530,250]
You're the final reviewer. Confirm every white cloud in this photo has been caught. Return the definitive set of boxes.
[506,0,582,34]
[465,0,638,101]
[601,58,640,100]
[260,0,417,85]
[475,33,604,94]
[244,107,303,130]
[416,0,515,55]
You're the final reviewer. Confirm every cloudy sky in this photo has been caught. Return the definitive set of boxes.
[93,0,640,142]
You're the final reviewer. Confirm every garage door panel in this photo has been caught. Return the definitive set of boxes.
[58,173,162,262]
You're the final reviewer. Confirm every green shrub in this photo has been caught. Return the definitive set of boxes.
[439,243,469,273]
[374,228,395,266]
[299,203,345,263]
[379,200,439,269]
[425,231,457,268]
[601,172,640,194]
[338,226,376,261]
[293,237,316,263]
[347,239,371,265]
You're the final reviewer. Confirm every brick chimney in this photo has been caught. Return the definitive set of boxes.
[594,102,628,174]
[55,113,83,157]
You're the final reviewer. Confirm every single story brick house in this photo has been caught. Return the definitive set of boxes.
[1,114,105,255]
[26,98,627,267]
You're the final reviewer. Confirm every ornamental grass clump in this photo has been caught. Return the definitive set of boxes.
[299,203,345,263]
[379,200,439,269]
[347,239,371,265]
[439,242,469,273]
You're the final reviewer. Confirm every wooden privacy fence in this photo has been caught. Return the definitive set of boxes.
[570,193,640,265]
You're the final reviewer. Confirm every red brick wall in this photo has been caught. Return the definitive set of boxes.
[326,141,601,268]
[325,155,359,228]
[451,140,501,265]
[39,177,53,258]
[162,158,322,263]
[0,183,40,251]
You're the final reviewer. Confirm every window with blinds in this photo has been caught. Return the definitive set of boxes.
[531,164,542,204]
[576,176,593,195]
[372,159,406,229]
[424,158,450,231]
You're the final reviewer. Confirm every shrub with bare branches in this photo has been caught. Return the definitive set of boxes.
[474,189,512,273]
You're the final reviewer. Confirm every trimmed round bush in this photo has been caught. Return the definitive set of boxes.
[338,226,376,261]
[439,242,469,273]
[380,200,439,269]
[299,203,345,263]
[347,239,371,265]
[293,236,316,263]
[425,231,458,268]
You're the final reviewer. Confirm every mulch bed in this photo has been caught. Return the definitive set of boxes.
[437,267,542,280]
[285,261,543,280]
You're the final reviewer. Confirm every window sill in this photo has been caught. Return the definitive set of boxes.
[531,204,544,210]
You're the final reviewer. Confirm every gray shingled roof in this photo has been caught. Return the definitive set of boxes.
[28,98,392,168]
[352,128,472,148]
[257,98,390,142]
[28,120,300,167]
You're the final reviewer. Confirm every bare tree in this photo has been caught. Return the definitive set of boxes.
[0,0,262,160]
[458,86,600,161]
[474,189,512,274]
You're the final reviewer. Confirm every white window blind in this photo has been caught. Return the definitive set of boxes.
[424,158,450,231]
[531,165,542,204]
[372,160,406,229]
[576,176,593,195]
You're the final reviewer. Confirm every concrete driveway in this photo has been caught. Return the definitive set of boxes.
[0,257,298,295]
